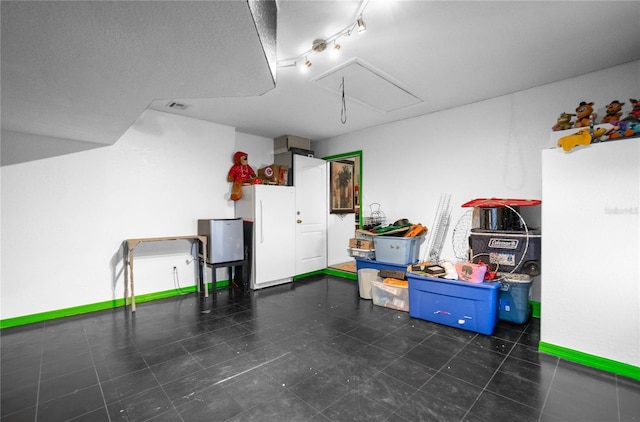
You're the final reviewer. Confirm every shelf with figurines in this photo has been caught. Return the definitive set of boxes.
[551,99,640,152]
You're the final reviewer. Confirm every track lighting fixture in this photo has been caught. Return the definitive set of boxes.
[276,0,370,71]
[312,39,327,53]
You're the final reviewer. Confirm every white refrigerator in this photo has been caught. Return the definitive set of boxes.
[235,184,296,289]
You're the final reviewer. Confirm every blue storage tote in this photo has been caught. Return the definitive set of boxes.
[498,274,533,324]
[407,273,500,335]
[355,258,408,273]
[373,235,425,265]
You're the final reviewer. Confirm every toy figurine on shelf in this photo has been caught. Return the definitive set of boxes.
[601,100,625,124]
[606,120,640,140]
[227,151,261,201]
[552,112,575,131]
[622,98,640,122]
[575,101,596,127]
[557,125,608,152]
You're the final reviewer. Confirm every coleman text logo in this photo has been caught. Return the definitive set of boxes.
[488,238,518,249]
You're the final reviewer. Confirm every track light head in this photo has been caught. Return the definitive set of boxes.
[297,57,311,73]
[330,41,341,59]
[357,17,367,33]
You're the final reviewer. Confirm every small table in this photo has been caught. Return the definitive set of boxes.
[124,236,208,312]
[207,259,248,298]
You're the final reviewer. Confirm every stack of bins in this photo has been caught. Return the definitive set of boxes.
[463,198,541,324]
[356,235,424,312]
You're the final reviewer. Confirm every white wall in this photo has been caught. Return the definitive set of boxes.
[541,139,639,368]
[315,60,640,303]
[235,131,275,171]
[327,213,356,267]
[2,61,638,322]
[1,109,238,320]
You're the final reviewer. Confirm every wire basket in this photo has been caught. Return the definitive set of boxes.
[363,203,386,229]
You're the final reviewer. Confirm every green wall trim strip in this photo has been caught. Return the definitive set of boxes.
[2,271,535,329]
[2,270,359,329]
[0,281,227,329]
[293,270,325,280]
[531,301,541,318]
[324,268,358,280]
[539,341,640,381]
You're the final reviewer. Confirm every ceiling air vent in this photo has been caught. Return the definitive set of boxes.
[166,101,188,110]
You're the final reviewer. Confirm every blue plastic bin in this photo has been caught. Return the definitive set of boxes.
[355,258,408,273]
[498,277,533,324]
[373,235,424,265]
[407,273,500,335]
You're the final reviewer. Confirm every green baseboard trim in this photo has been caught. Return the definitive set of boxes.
[539,341,640,381]
[3,270,359,329]
[1,281,228,330]
[531,301,541,318]
[293,269,325,280]
[323,268,358,280]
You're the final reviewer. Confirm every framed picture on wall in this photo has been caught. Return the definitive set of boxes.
[330,160,354,214]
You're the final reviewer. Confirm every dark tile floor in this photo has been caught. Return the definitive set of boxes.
[2,275,639,422]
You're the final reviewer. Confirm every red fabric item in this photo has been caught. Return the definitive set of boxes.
[227,151,256,183]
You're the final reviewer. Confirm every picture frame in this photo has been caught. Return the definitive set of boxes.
[330,160,354,214]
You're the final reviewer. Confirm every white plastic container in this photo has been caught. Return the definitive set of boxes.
[357,268,381,299]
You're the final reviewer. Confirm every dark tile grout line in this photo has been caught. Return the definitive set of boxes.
[614,376,623,422]
[384,325,442,420]
[459,325,525,422]
[84,327,112,422]
[153,350,189,422]
[537,358,560,422]
[5,300,313,421]
[33,325,45,422]
[432,330,483,421]
[316,314,476,421]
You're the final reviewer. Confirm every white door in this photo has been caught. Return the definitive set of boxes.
[294,155,328,274]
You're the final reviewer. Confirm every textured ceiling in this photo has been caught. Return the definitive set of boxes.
[1,0,276,164]
[150,0,640,141]
[2,1,640,166]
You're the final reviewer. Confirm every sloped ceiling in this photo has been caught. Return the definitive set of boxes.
[2,1,640,166]
[1,0,276,164]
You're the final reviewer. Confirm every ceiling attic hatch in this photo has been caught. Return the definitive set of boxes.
[311,59,422,112]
